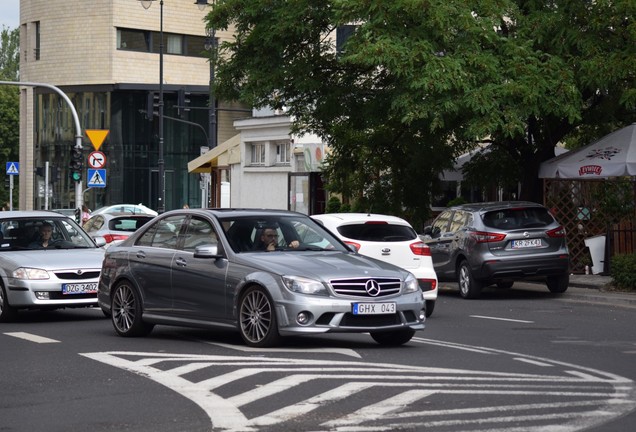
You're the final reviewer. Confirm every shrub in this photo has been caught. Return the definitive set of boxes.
[611,254,636,291]
[325,196,341,213]
[446,196,467,207]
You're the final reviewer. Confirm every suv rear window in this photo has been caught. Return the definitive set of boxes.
[337,224,417,242]
[482,207,554,230]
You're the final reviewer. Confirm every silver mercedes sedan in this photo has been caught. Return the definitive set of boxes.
[98,209,426,347]
[0,211,106,322]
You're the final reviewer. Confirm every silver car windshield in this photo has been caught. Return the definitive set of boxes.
[0,217,97,251]
[219,215,348,253]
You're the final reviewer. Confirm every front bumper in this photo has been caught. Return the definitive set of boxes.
[7,278,99,309]
[274,290,426,336]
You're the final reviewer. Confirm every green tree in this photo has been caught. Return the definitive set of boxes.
[0,26,20,209]
[206,1,636,222]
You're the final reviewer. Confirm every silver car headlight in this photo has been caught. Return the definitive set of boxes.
[282,275,328,296]
[403,273,419,293]
[13,267,50,280]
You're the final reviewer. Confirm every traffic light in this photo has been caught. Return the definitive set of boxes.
[51,167,61,183]
[69,147,83,182]
[146,91,159,120]
[178,88,191,118]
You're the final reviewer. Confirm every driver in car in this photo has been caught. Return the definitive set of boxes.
[29,222,57,248]
[257,226,299,251]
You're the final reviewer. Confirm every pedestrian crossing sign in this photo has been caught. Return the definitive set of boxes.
[5,162,19,175]
[87,169,107,188]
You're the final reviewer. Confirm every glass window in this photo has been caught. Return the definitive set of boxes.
[35,21,41,60]
[276,141,290,164]
[166,34,183,54]
[250,143,266,165]
[0,218,95,250]
[482,207,553,230]
[117,28,150,51]
[449,211,471,232]
[432,210,453,234]
[182,217,217,252]
[337,224,416,242]
[185,35,207,57]
[136,215,186,250]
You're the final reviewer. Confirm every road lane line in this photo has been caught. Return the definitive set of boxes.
[470,315,534,323]
[514,357,554,367]
[4,332,60,344]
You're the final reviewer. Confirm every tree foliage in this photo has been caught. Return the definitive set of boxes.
[205,0,636,224]
[0,26,20,208]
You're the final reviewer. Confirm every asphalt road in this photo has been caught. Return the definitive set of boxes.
[1,282,635,432]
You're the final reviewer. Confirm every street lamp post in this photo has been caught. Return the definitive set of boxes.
[195,0,217,150]
[140,0,165,213]
[204,26,218,150]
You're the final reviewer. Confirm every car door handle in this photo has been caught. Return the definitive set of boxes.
[175,257,187,267]
[136,251,146,259]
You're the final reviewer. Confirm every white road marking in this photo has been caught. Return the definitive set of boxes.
[514,357,554,367]
[412,337,496,354]
[81,349,636,432]
[470,314,534,323]
[205,341,362,358]
[3,332,60,344]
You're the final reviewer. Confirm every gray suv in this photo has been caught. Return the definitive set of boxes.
[422,201,570,299]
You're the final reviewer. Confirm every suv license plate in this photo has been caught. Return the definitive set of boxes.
[511,239,542,249]
[352,302,396,315]
[62,283,98,295]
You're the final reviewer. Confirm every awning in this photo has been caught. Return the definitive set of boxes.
[187,134,241,173]
[539,123,636,178]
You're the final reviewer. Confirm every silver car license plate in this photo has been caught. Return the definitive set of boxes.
[62,283,98,295]
[352,302,396,315]
[511,239,542,249]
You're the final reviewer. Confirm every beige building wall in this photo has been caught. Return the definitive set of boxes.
[18,0,242,209]
[20,0,221,86]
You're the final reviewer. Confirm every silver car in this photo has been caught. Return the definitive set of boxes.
[0,211,106,322]
[422,201,570,299]
[98,209,426,347]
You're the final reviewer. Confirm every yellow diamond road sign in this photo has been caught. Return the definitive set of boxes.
[85,129,109,151]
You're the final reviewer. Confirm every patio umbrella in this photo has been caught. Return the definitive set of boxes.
[539,123,636,178]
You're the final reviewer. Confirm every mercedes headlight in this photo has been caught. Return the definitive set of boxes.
[282,275,328,295]
[403,273,419,293]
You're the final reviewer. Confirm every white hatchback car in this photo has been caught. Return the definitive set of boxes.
[312,213,438,317]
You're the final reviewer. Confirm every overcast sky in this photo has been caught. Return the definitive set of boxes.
[0,0,20,30]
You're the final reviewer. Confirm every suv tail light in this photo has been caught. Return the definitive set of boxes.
[472,231,506,243]
[546,226,566,238]
[410,241,431,256]
[345,241,361,252]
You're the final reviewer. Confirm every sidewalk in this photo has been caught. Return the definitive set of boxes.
[560,274,636,306]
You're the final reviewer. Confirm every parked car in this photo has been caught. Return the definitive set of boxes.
[51,208,76,219]
[91,203,158,216]
[421,201,570,299]
[312,213,438,317]
[83,213,155,246]
[0,211,106,322]
[98,209,426,347]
